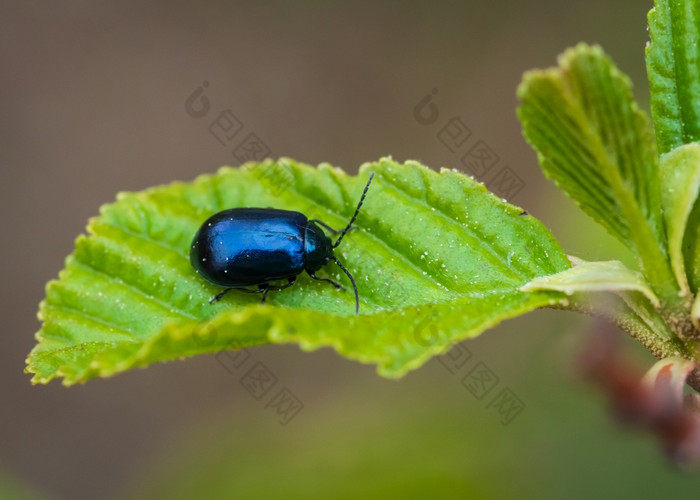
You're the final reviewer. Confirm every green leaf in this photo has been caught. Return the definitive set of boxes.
[659,143,700,295]
[646,0,700,155]
[521,259,660,307]
[26,158,571,385]
[518,43,676,301]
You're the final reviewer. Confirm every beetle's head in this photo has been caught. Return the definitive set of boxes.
[304,221,334,272]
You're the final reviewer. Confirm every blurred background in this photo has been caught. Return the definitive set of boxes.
[3,0,698,498]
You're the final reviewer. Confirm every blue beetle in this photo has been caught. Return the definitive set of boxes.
[190,173,374,314]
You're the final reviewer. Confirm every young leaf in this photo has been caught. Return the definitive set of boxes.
[641,356,697,400]
[519,258,692,356]
[559,284,685,363]
[26,158,571,385]
[518,44,676,301]
[646,0,700,155]
[521,259,660,307]
[659,143,700,295]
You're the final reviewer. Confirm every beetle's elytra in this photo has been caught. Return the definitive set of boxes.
[189,173,374,314]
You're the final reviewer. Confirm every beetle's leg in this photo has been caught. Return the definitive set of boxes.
[265,276,297,291]
[259,284,270,304]
[258,277,296,304]
[210,286,264,304]
[306,270,345,291]
[210,288,233,303]
[309,219,358,235]
[211,278,297,305]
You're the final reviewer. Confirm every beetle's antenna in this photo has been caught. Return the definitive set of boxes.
[332,256,359,315]
[333,172,374,249]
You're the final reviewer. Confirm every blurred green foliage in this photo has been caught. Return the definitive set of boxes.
[125,316,700,499]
